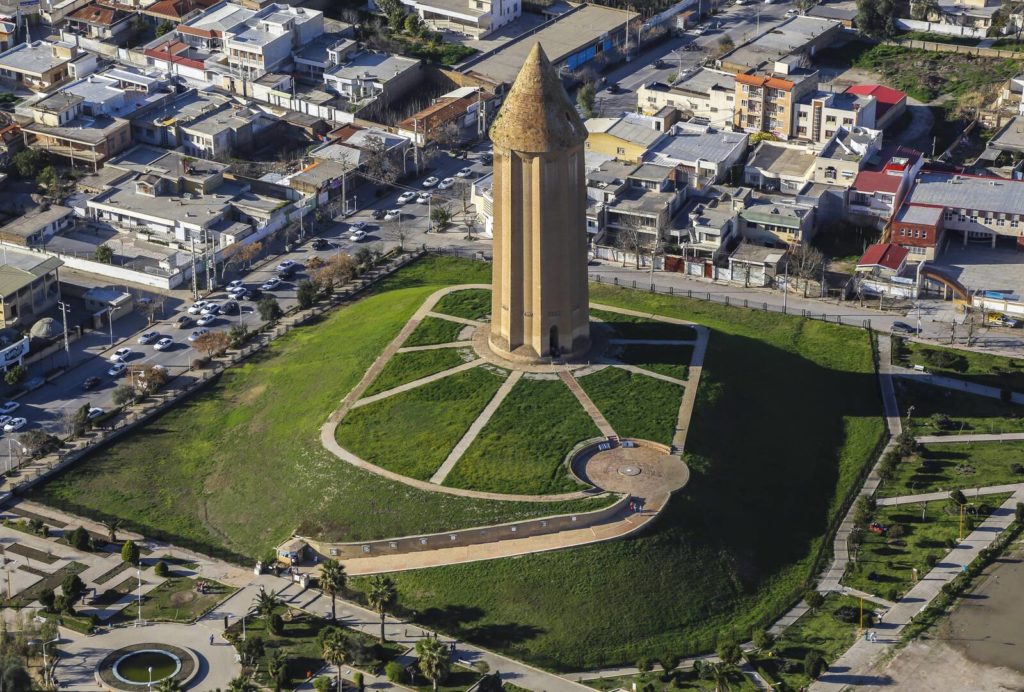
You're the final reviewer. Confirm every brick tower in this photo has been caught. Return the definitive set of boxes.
[487,43,590,361]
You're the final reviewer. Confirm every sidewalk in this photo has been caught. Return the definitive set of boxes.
[890,364,1024,405]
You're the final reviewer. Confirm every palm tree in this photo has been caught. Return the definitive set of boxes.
[226,677,258,692]
[252,586,282,622]
[416,637,450,692]
[322,629,352,691]
[366,575,397,643]
[155,679,182,692]
[267,650,287,692]
[101,518,124,543]
[707,662,732,692]
[320,559,347,622]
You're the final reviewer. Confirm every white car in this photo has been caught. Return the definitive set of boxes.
[0,401,19,415]
[196,313,217,327]
[349,221,368,232]
[137,331,159,345]
[110,348,132,363]
[108,362,128,377]
[456,167,473,178]
[154,337,174,351]
[437,177,456,190]
[261,277,281,290]
[3,417,26,433]
[349,230,368,242]
[397,191,417,205]
[200,302,220,316]
[187,301,209,315]
[417,192,431,204]
[275,260,296,272]
[0,416,10,428]
[87,407,106,420]
[228,286,247,298]
[384,209,401,221]
[422,176,439,188]
[227,279,245,290]
[188,328,209,343]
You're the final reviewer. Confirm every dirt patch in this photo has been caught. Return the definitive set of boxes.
[169,590,197,607]
[864,638,1024,691]
[235,383,267,406]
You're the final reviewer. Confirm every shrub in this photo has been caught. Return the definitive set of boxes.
[804,651,826,679]
[353,672,364,692]
[313,676,333,692]
[121,539,140,565]
[385,661,406,683]
[636,657,653,673]
[1013,463,1024,475]
[949,489,966,507]
[888,524,907,539]
[1017,502,1024,524]
[68,526,91,551]
[920,348,968,372]
[925,553,938,568]
[153,560,169,577]
[270,612,284,635]
[4,365,26,386]
[716,640,742,666]
[752,628,775,652]
[297,279,319,310]
[39,588,55,612]
[804,590,824,610]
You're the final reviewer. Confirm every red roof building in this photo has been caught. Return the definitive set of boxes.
[849,146,924,223]
[845,85,907,129]
[857,242,909,274]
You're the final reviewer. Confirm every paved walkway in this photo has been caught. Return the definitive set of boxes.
[559,370,617,438]
[812,489,1024,690]
[916,432,1024,444]
[430,371,523,484]
[673,325,709,454]
[397,341,474,353]
[890,364,1024,406]
[876,483,1024,506]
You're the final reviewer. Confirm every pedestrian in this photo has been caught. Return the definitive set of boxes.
[209,633,215,646]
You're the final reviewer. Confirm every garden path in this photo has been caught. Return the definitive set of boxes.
[915,432,1024,444]
[397,341,474,352]
[876,483,1024,506]
[890,364,1024,405]
[558,371,617,438]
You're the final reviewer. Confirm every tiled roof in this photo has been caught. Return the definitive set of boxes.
[858,242,908,270]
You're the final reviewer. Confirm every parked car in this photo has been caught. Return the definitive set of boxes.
[110,348,132,363]
[175,315,195,329]
[371,209,386,220]
[384,209,401,221]
[456,167,473,178]
[480,153,493,165]
[137,331,159,345]
[422,176,440,188]
[228,286,247,299]
[869,522,888,535]
[242,287,262,301]
[275,260,296,272]
[349,221,368,232]
[200,303,221,316]
[188,328,210,342]
[227,279,245,290]
[0,416,10,428]
[196,313,217,327]
[82,377,101,391]
[278,265,298,280]
[0,401,18,415]
[311,237,329,250]
[653,58,667,68]
[222,300,239,314]
[261,277,282,291]
[108,362,128,377]
[154,337,174,351]
[86,407,106,421]
[187,301,209,315]
[397,191,417,205]
[350,230,368,242]
[891,321,917,334]
[3,417,26,433]
[995,315,1021,328]
[417,192,431,204]
[437,177,456,190]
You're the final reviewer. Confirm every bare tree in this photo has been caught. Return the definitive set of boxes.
[363,136,399,186]
[614,216,652,269]
[192,331,230,359]
[433,123,461,151]
[384,214,410,250]
[315,253,358,286]
[463,212,481,240]
[786,244,825,297]
[454,180,473,217]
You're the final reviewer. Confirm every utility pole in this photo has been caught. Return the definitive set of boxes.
[56,301,70,367]
[783,261,789,313]
[190,234,198,300]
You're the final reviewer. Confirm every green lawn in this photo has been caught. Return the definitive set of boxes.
[591,308,697,341]
[30,258,606,561]
[443,378,600,495]
[615,343,692,380]
[896,339,1024,392]
[878,441,1024,498]
[434,289,491,320]
[578,367,682,445]
[364,348,468,396]
[337,367,504,481]
[226,606,402,689]
[404,317,468,347]
[749,594,875,691]
[585,668,755,691]
[115,576,234,623]
[901,31,980,46]
[353,281,885,670]
[896,379,1024,437]
[843,495,1009,600]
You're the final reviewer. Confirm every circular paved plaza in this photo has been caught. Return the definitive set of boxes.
[574,442,690,500]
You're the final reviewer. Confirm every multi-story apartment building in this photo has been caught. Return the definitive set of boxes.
[733,67,818,140]
[794,89,877,146]
[636,68,735,122]
[373,0,519,38]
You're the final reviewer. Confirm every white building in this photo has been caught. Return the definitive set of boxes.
[373,0,519,38]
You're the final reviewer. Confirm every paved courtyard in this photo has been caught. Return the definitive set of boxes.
[935,242,1024,296]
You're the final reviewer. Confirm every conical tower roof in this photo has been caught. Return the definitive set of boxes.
[489,43,586,153]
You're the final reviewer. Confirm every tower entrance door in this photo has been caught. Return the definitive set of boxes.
[549,325,559,356]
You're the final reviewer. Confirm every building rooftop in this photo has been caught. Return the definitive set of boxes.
[807,0,858,21]
[629,163,673,182]
[67,1,134,27]
[182,1,256,34]
[0,206,73,239]
[0,255,62,296]
[608,186,676,216]
[858,242,909,269]
[646,123,747,165]
[22,113,125,145]
[906,171,1024,215]
[325,51,419,84]
[294,34,354,66]
[180,105,260,136]
[666,67,735,97]
[92,180,239,229]
[106,145,229,181]
[730,243,787,265]
[586,113,664,149]
[988,115,1024,154]
[740,197,811,227]
[34,92,83,113]
[0,41,70,76]
[723,16,841,71]
[747,142,817,178]
[461,4,636,86]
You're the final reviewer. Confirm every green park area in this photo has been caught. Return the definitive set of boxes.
[843,495,1009,600]
[878,440,1024,498]
[363,347,468,396]
[29,258,607,561]
[31,257,886,670]
[614,343,692,380]
[404,316,467,347]
[895,338,1024,392]
[895,379,1024,437]
[338,367,505,480]
[115,576,235,623]
[591,308,697,341]
[434,288,491,320]
[443,377,599,495]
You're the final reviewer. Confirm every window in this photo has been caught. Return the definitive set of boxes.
[616,147,625,155]
[842,117,853,126]
[742,84,749,93]
[945,210,953,221]
[1013,219,1020,228]
[997,217,1005,226]
[824,166,837,180]
[825,115,836,123]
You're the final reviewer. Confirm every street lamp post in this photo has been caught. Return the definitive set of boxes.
[105,307,114,348]
[136,567,142,627]
[56,301,71,367]
[148,666,153,689]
